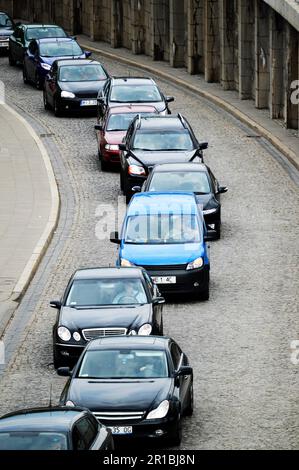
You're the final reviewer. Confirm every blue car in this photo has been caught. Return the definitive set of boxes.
[110,192,210,299]
[23,37,91,89]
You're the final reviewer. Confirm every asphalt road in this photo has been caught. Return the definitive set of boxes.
[0,53,298,450]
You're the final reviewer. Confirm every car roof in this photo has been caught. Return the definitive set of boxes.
[0,407,86,432]
[151,162,208,173]
[87,335,170,351]
[111,77,155,86]
[127,192,198,215]
[136,115,185,130]
[107,105,158,115]
[73,267,145,280]
[25,24,64,29]
[56,59,100,67]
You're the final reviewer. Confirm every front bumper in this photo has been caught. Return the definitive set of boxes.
[59,97,98,113]
[141,265,210,294]
[102,149,121,164]
[126,174,147,193]
[54,342,85,364]
[0,38,9,51]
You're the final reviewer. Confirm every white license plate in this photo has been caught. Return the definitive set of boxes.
[109,426,133,435]
[151,276,176,284]
[0,43,8,47]
[80,99,97,106]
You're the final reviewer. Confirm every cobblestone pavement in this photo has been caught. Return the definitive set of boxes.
[0,53,298,450]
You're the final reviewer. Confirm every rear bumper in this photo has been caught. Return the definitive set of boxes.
[143,265,210,294]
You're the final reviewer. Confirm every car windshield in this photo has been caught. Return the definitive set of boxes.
[107,112,155,131]
[59,64,107,82]
[0,432,68,450]
[149,171,211,194]
[39,41,82,57]
[133,130,194,151]
[110,85,162,103]
[125,214,201,244]
[66,278,148,307]
[0,13,12,28]
[78,349,169,379]
[26,27,67,41]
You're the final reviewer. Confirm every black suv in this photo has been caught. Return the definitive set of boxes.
[97,76,174,118]
[119,114,208,202]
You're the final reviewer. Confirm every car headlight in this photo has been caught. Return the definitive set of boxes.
[203,208,217,215]
[57,326,71,342]
[138,324,152,336]
[73,332,81,342]
[61,91,75,99]
[120,258,135,267]
[66,400,75,407]
[186,257,204,271]
[128,165,146,176]
[105,144,119,151]
[41,63,51,70]
[146,400,169,420]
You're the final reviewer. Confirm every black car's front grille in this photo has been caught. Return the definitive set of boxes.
[140,264,187,271]
[92,411,145,422]
[82,327,127,341]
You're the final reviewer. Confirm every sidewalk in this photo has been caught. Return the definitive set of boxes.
[78,35,299,171]
[0,104,59,336]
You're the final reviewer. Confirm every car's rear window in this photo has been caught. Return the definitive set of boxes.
[26,27,67,41]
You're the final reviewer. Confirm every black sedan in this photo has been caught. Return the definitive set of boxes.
[9,23,68,65]
[135,162,228,239]
[0,11,14,53]
[44,58,109,116]
[58,336,193,446]
[119,114,208,202]
[51,267,165,368]
[0,406,114,450]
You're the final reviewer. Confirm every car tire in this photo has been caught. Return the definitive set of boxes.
[54,98,62,117]
[101,157,109,172]
[167,415,182,447]
[8,53,16,66]
[43,90,51,110]
[22,65,29,84]
[184,383,194,416]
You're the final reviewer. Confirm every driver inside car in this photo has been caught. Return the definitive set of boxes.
[112,280,146,304]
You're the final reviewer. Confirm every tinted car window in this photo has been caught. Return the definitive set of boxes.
[59,64,107,82]
[72,424,87,450]
[78,349,169,379]
[66,278,148,306]
[171,343,182,370]
[0,432,67,450]
[133,130,194,151]
[107,112,155,131]
[25,27,67,41]
[0,13,12,27]
[110,85,162,103]
[39,41,82,57]
[75,418,97,449]
[149,171,211,194]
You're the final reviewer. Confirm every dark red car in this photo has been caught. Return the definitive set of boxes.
[95,105,158,171]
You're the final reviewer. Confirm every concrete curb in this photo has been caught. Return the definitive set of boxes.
[81,43,299,172]
[2,104,60,304]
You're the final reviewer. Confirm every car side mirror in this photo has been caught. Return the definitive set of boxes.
[50,300,62,309]
[153,296,165,305]
[175,366,193,377]
[94,124,102,131]
[199,142,208,151]
[110,231,121,244]
[218,186,228,194]
[57,367,71,377]
[118,143,126,151]
[166,96,175,103]
[85,50,92,58]
[132,186,141,193]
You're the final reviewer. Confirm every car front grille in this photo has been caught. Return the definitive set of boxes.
[82,327,127,341]
[140,264,187,271]
[92,411,145,422]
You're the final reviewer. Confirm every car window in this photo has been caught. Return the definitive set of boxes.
[25,26,67,41]
[0,432,68,450]
[149,171,211,194]
[0,13,12,28]
[39,41,82,57]
[143,272,155,297]
[75,418,97,449]
[72,423,87,450]
[110,84,162,103]
[171,343,182,370]
[133,130,194,151]
[107,112,154,132]
[59,64,107,82]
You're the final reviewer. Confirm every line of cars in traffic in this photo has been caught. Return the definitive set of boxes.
[0,16,228,450]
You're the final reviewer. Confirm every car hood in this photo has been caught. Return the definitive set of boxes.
[128,150,198,168]
[104,131,127,144]
[58,79,106,95]
[59,305,151,330]
[121,242,204,266]
[0,27,13,36]
[68,378,172,411]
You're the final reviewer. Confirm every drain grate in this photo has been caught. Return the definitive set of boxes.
[245,134,262,138]
[39,133,55,138]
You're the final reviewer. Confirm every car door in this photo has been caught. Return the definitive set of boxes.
[170,342,189,410]
[16,26,25,62]
[10,26,22,61]
[46,63,58,106]
[25,40,37,81]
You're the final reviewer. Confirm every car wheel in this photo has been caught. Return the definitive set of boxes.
[35,73,43,90]
[54,98,62,117]
[167,415,182,447]
[184,383,194,416]
[101,157,109,172]
[43,90,50,110]
[8,53,16,66]
[23,65,29,84]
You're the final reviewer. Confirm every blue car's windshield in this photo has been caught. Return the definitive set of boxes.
[125,214,201,244]
[26,27,67,41]
[0,432,68,450]
[39,41,82,57]
[78,349,169,379]
[59,64,107,82]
